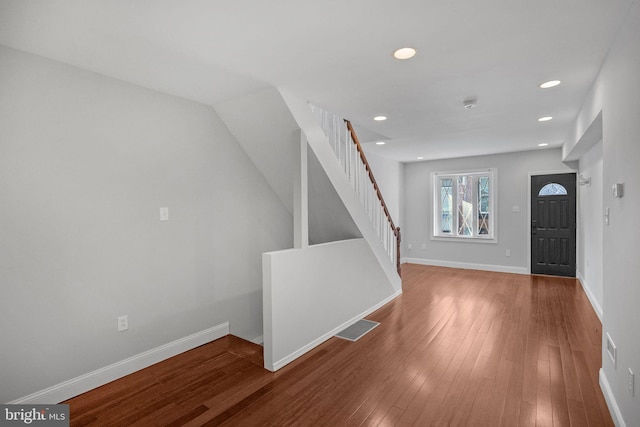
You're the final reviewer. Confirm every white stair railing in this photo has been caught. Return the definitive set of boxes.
[310,104,401,275]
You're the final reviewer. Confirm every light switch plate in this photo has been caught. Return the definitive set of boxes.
[613,183,623,198]
[160,207,169,221]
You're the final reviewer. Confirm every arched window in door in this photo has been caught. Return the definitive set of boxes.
[538,183,568,196]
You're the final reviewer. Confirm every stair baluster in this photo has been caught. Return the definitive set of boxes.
[310,105,401,275]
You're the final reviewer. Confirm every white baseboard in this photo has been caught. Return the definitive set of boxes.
[576,272,603,322]
[401,257,528,275]
[269,289,402,371]
[248,335,264,346]
[600,369,626,427]
[9,322,230,404]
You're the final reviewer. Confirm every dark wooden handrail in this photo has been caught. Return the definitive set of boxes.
[345,120,401,275]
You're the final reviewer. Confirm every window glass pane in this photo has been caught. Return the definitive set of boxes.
[457,176,473,236]
[477,176,490,235]
[433,170,495,240]
[440,178,453,233]
[538,183,567,196]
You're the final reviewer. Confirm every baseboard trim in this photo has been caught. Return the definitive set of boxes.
[9,322,230,404]
[576,272,603,322]
[248,335,264,346]
[401,257,528,275]
[269,289,402,371]
[600,368,626,427]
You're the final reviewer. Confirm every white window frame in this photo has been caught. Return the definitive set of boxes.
[431,168,497,243]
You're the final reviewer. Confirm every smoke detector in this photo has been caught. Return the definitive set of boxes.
[463,98,478,110]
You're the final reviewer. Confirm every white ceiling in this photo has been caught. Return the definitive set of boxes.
[0,0,634,162]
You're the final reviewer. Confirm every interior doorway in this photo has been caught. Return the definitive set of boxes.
[530,173,577,277]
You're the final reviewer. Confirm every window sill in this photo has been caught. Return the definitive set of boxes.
[431,235,498,244]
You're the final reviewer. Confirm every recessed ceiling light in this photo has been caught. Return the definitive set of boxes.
[538,143,549,147]
[376,141,386,145]
[374,115,387,121]
[416,156,424,160]
[540,80,561,89]
[538,116,553,122]
[463,98,478,110]
[393,47,417,60]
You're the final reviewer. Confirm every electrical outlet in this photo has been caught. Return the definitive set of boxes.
[629,368,635,396]
[505,250,511,257]
[117,315,128,332]
[408,243,412,250]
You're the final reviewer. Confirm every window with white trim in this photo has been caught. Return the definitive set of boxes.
[432,169,496,240]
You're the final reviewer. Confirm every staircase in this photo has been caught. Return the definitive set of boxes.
[310,104,401,275]
[215,87,402,371]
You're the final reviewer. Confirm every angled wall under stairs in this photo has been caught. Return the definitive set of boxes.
[215,87,361,245]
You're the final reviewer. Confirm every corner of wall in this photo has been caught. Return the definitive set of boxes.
[576,273,603,322]
[600,369,628,427]
[8,323,229,404]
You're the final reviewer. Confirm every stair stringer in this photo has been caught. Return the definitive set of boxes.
[279,88,401,292]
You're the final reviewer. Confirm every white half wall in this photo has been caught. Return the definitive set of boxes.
[263,239,401,371]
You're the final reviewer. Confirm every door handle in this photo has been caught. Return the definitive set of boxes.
[531,220,537,235]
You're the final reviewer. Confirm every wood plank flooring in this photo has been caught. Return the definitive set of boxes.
[64,264,613,426]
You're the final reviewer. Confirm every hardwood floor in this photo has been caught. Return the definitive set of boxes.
[64,264,613,426]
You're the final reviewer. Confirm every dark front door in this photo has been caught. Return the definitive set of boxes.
[531,173,576,277]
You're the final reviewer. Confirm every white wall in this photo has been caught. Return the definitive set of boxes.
[214,88,300,214]
[262,239,400,371]
[307,147,362,244]
[403,148,573,272]
[566,2,640,425]
[577,141,604,320]
[0,46,293,403]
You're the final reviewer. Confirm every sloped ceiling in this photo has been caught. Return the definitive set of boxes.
[0,0,634,161]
